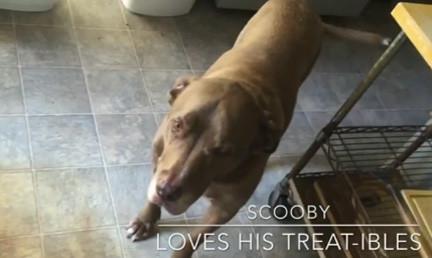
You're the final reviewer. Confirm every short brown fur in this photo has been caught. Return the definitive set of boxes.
[126,1,386,257]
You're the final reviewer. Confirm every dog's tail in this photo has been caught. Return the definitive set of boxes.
[322,22,391,46]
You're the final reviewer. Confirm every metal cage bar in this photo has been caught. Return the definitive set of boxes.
[271,31,407,196]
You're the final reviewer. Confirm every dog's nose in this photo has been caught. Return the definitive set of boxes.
[156,183,182,202]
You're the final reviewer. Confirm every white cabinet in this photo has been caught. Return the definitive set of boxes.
[121,0,196,16]
[0,0,57,11]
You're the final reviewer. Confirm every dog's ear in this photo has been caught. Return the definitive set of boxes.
[169,76,198,105]
[254,110,281,154]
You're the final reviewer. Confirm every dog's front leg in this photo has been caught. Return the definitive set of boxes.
[171,201,239,258]
[126,116,166,241]
[171,156,268,258]
[126,202,161,241]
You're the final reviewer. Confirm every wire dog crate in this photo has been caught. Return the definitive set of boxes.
[268,3,432,257]
[272,125,432,258]
[324,126,432,180]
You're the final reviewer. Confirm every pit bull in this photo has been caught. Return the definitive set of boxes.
[126,0,388,257]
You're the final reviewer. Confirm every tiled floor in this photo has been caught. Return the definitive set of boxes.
[0,0,431,258]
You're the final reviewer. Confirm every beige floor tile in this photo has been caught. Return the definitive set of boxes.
[16,26,79,67]
[44,229,122,258]
[0,173,38,238]
[70,0,125,29]
[37,168,115,232]
[122,219,192,258]
[96,114,157,165]
[0,116,31,170]
[13,0,71,26]
[0,25,17,66]
[0,237,42,258]
[133,30,189,69]
[29,116,102,168]
[76,29,137,68]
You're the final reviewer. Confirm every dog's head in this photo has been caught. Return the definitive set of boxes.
[147,76,281,214]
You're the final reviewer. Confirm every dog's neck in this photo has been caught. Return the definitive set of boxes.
[233,79,286,137]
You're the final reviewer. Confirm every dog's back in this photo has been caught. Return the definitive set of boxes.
[205,0,323,128]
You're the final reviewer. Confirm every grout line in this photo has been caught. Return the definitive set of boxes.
[117,215,189,228]
[0,113,95,116]
[13,22,154,32]
[14,23,71,29]
[2,107,432,118]
[115,2,192,252]
[0,63,197,71]
[1,112,154,116]
[11,12,46,258]
[40,224,120,237]
[141,69,164,126]
[0,64,80,69]
[0,169,29,173]
[0,112,168,117]
[117,1,194,248]
[66,1,127,258]
[115,2,147,255]
[14,21,213,34]
[116,0,163,132]
[2,164,101,172]
[0,112,170,117]
[115,0,191,128]
[0,225,120,242]
[119,7,156,115]
[69,2,126,257]
[0,153,325,172]
[0,152,327,174]
[0,162,153,173]
[0,234,41,242]
[173,20,194,71]
[104,161,152,167]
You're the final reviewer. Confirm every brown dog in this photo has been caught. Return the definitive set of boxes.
[126,0,388,257]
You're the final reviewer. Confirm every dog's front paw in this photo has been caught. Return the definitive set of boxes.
[126,217,158,242]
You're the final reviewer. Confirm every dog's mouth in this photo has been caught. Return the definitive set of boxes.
[148,191,163,206]
[149,195,184,215]
[147,179,186,215]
